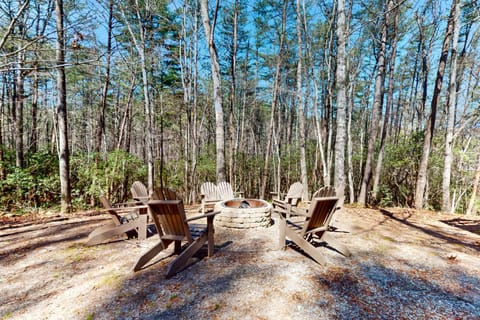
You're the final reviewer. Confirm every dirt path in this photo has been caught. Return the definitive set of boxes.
[1,207,480,319]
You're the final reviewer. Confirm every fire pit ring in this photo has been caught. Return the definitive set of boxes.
[214,199,272,229]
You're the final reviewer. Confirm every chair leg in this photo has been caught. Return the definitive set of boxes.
[86,221,140,246]
[278,215,287,251]
[321,233,351,257]
[285,228,326,265]
[174,240,182,254]
[136,213,148,240]
[86,221,117,242]
[166,233,208,278]
[207,215,215,257]
[133,239,172,272]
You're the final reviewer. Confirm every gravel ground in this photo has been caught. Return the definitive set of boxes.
[1,206,479,319]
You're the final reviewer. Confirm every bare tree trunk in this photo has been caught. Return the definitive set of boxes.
[30,0,51,155]
[415,0,456,209]
[260,0,287,199]
[358,1,388,205]
[323,11,336,188]
[55,0,71,213]
[30,64,38,154]
[334,0,347,204]
[200,0,225,183]
[14,1,27,168]
[15,54,25,168]
[120,1,155,192]
[180,1,200,203]
[0,74,5,180]
[372,0,399,201]
[296,0,308,200]
[95,0,113,153]
[228,0,239,186]
[466,154,480,216]
[116,73,136,151]
[441,0,460,213]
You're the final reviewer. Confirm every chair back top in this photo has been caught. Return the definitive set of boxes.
[148,200,193,243]
[302,197,338,235]
[285,182,303,205]
[200,182,220,201]
[311,186,336,198]
[131,181,149,201]
[152,187,179,201]
[217,181,235,200]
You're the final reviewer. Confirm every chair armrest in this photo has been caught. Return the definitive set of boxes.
[272,198,287,208]
[112,200,145,207]
[186,211,219,222]
[270,191,283,200]
[100,205,148,214]
[201,195,221,203]
[272,207,289,215]
[288,207,309,217]
[305,226,328,234]
[132,196,149,203]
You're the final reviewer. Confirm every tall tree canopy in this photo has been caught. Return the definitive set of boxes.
[0,0,479,215]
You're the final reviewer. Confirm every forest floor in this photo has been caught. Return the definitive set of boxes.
[1,204,480,320]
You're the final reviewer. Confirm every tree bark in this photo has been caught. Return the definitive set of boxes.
[260,0,287,199]
[415,0,456,209]
[200,0,225,183]
[441,0,460,213]
[372,0,399,201]
[55,0,72,213]
[228,0,239,186]
[30,64,38,154]
[466,154,480,216]
[120,1,155,192]
[358,1,388,205]
[15,53,25,169]
[334,0,347,204]
[0,74,5,180]
[95,0,113,154]
[296,0,308,200]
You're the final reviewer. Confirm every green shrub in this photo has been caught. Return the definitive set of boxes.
[0,149,147,213]
[70,150,147,204]
[0,150,60,212]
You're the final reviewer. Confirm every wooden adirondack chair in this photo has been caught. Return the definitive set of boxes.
[272,182,304,216]
[292,186,339,219]
[276,196,350,265]
[86,196,148,246]
[217,181,244,200]
[200,182,220,213]
[133,199,218,277]
[131,181,149,202]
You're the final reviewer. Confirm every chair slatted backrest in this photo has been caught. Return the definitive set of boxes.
[285,182,303,205]
[131,181,149,201]
[217,182,235,200]
[149,200,194,243]
[302,197,339,235]
[311,186,337,198]
[200,182,220,201]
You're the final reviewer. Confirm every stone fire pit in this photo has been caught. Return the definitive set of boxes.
[214,199,272,229]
